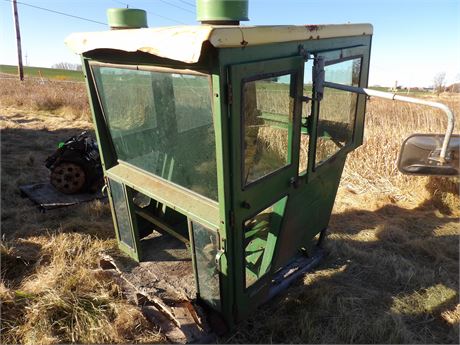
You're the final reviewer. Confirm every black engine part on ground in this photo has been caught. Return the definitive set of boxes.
[45,131,103,194]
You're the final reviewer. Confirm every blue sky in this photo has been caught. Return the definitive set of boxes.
[1,0,459,86]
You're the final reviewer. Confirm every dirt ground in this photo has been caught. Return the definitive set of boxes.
[1,105,459,344]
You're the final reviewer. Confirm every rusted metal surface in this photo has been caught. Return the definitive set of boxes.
[19,182,106,210]
[77,23,374,327]
[98,251,214,343]
[50,162,86,194]
[106,163,220,229]
[89,61,210,76]
[305,24,321,32]
[268,248,325,300]
[65,24,373,63]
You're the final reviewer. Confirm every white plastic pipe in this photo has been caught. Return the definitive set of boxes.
[323,81,456,163]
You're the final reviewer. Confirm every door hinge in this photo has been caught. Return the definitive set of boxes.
[227,83,233,105]
[229,210,235,228]
[313,56,325,101]
[233,305,238,322]
[102,176,109,196]
[214,249,225,273]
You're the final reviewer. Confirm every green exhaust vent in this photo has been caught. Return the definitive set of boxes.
[197,0,248,24]
[107,8,148,29]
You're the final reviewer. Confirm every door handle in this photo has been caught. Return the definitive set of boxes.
[241,201,251,209]
[290,177,300,189]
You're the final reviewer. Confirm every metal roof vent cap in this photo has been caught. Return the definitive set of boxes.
[197,0,248,25]
[107,8,148,29]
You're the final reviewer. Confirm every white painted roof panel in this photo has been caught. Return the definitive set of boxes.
[65,24,373,64]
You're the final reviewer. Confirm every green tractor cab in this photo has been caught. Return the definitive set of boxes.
[66,4,456,336]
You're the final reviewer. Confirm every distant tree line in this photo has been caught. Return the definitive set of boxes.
[433,72,446,95]
[432,72,460,94]
[51,62,82,71]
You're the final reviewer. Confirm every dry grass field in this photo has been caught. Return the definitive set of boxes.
[1,78,459,344]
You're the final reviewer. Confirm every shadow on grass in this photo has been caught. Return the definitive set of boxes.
[1,123,114,290]
[225,192,459,344]
[1,124,113,241]
[2,114,458,343]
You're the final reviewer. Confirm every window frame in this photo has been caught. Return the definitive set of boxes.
[298,59,315,177]
[89,61,219,203]
[313,55,363,170]
[241,194,289,292]
[239,69,299,190]
[106,177,141,261]
[188,220,222,311]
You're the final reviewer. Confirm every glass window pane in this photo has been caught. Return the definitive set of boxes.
[192,222,220,310]
[299,60,313,175]
[174,75,213,133]
[325,58,361,86]
[109,179,135,249]
[316,58,361,166]
[92,67,218,201]
[299,133,310,174]
[243,74,293,186]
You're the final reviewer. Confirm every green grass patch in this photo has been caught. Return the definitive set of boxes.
[0,64,84,82]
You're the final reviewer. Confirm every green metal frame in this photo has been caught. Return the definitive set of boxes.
[227,56,304,319]
[80,32,372,328]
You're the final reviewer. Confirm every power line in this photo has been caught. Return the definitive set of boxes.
[111,0,129,8]
[148,10,187,24]
[2,0,107,25]
[107,0,188,25]
[3,0,188,27]
[157,0,195,14]
[177,0,195,8]
[110,0,194,15]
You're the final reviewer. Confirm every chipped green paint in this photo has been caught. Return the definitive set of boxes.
[81,30,372,327]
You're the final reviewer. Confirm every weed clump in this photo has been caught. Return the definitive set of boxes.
[1,233,164,344]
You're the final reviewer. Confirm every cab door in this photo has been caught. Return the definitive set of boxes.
[228,56,304,319]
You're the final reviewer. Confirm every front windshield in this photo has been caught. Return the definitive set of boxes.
[92,66,218,201]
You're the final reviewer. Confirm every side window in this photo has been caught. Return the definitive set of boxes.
[315,58,361,166]
[173,75,213,133]
[92,66,218,201]
[191,222,221,310]
[299,59,313,175]
[108,179,135,249]
[242,73,295,187]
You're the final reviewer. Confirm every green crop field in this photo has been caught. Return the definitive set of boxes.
[0,64,84,82]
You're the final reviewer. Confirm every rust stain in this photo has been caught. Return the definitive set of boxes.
[305,25,321,32]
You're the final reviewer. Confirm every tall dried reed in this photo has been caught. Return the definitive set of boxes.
[1,78,458,344]
[253,84,459,205]
[0,78,91,120]
[345,95,459,205]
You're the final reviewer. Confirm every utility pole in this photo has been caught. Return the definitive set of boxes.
[11,0,24,81]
